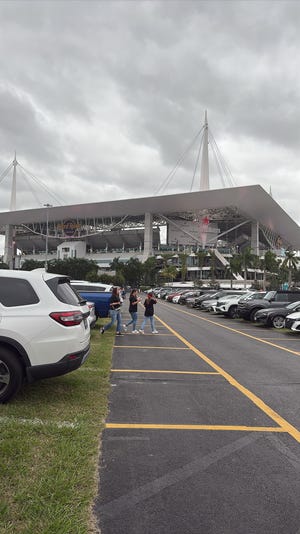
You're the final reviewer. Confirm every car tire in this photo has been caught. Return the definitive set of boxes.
[250,308,260,322]
[272,315,285,329]
[0,347,24,403]
[228,305,238,319]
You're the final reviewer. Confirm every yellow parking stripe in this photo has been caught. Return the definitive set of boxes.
[106,423,285,432]
[170,307,300,357]
[156,316,300,443]
[114,345,190,350]
[111,369,219,375]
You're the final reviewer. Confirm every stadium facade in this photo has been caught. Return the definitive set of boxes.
[0,184,300,282]
[1,116,300,282]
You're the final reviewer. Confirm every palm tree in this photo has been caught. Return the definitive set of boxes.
[252,254,261,287]
[227,255,243,288]
[281,249,299,288]
[241,247,254,288]
[260,250,279,290]
[196,250,207,281]
[179,253,188,281]
[110,257,122,273]
[160,265,177,284]
[209,250,217,286]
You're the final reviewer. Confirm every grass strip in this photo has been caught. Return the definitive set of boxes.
[0,322,114,534]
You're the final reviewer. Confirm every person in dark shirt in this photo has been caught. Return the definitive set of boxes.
[123,289,140,333]
[139,292,158,334]
[100,287,123,335]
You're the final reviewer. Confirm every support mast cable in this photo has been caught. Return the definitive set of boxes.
[0,162,14,184]
[190,135,204,192]
[208,131,236,187]
[155,125,205,195]
[210,146,227,188]
[18,164,65,205]
[20,168,44,207]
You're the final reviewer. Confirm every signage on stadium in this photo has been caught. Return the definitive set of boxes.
[57,219,81,237]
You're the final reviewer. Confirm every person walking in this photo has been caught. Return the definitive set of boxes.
[100,286,123,335]
[123,289,140,333]
[139,292,158,334]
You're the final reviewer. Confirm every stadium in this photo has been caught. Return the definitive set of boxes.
[1,116,299,283]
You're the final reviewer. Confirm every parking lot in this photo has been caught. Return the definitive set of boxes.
[94,300,300,534]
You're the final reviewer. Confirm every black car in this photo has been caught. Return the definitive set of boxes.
[237,290,300,322]
[254,301,300,329]
[178,290,203,305]
[191,290,220,309]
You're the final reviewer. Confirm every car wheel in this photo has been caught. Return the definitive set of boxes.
[250,308,260,322]
[0,348,24,403]
[272,315,285,329]
[228,305,238,319]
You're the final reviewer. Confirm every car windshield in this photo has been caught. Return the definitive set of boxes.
[264,291,276,300]
[287,300,300,309]
[241,292,265,301]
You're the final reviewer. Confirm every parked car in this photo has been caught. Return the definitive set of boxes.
[70,281,113,292]
[178,290,203,305]
[0,269,91,403]
[157,288,174,299]
[197,290,246,311]
[186,290,216,308]
[70,282,112,318]
[151,287,163,297]
[192,291,223,309]
[201,298,219,312]
[86,301,97,328]
[166,290,185,302]
[171,290,194,303]
[285,311,300,332]
[237,290,300,322]
[215,292,249,318]
[254,301,300,329]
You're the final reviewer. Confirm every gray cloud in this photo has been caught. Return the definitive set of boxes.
[0,0,299,226]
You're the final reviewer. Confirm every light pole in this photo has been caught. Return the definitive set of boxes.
[44,203,52,271]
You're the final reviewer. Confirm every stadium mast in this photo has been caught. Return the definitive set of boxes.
[200,110,209,191]
[10,152,17,211]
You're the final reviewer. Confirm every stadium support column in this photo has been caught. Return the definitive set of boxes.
[4,154,17,268]
[143,212,153,260]
[4,225,14,268]
[251,221,259,256]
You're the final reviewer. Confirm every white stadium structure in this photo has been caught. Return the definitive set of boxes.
[1,114,299,283]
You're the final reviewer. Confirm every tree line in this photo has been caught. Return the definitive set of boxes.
[12,247,300,290]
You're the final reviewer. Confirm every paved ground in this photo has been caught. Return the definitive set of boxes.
[94,301,300,533]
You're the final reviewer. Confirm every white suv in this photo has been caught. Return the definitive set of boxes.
[215,292,249,318]
[0,269,91,403]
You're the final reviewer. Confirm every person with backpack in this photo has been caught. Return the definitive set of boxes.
[139,292,158,334]
[123,288,141,334]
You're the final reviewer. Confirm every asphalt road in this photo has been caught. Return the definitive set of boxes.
[94,301,300,534]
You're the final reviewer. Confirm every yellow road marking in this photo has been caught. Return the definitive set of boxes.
[168,307,300,357]
[156,316,300,443]
[106,423,285,432]
[255,338,300,342]
[114,345,190,350]
[111,369,219,375]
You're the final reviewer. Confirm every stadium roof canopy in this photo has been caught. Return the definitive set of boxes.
[0,184,299,248]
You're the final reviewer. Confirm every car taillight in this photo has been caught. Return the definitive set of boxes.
[50,311,83,326]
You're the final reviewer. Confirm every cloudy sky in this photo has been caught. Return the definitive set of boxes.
[0,0,300,226]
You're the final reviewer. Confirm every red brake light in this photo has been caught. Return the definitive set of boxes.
[50,311,83,326]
